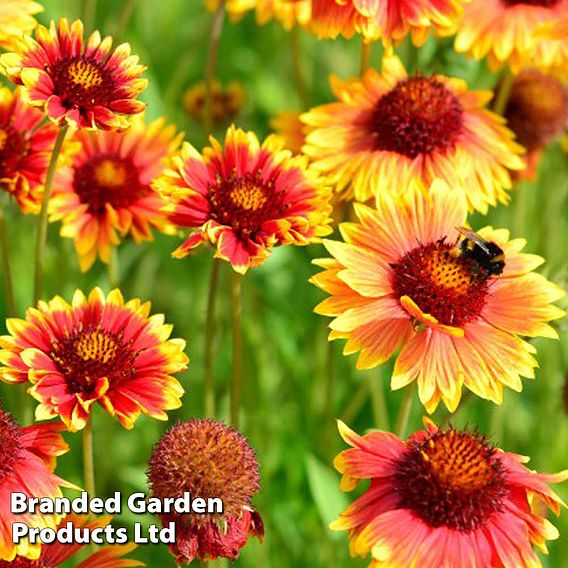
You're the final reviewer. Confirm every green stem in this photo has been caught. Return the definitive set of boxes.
[204,258,220,417]
[83,416,96,497]
[341,380,368,425]
[115,0,138,37]
[368,369,390,431]
[360,40,372,76]
[291,25,309,109]
[204,0,227,134]
[82,0,97,33]
[492,69,515,116]
[33,125,69,304]
[0,206,16,317]
[230,271,243,427]
[395,384,415,438]
[108,247,119,288]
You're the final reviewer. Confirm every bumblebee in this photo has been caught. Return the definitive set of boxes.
[455,227,505,278]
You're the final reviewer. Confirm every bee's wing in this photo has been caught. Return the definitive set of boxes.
[456,226,491,254]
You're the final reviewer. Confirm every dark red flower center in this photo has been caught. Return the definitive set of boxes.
[0,125,27,181]
[503,0,560,6]
[208,169,288,237]
[390,240,489,327]
[0,559,47,568]
[148,419,260,528]
[50,324,137,394]
[372,76,464,159]
[0,409,23,483]
[505,72,568,150]
[73,155,149,214]
[50,56,114,111]
[394,428,510,531]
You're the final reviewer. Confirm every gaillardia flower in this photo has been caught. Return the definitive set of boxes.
[310,0,467,46]
[256,0,311,29]
[0,515,143,568]
[333,419,568,568]
[270,110,306,155]
[0,0,42,50]
[156,125,332,273]
[49,116,181,271]
[0,288,188,431]
[302,55,524,212]
[0,407,74,561]
[0,87,58,213]
[147,419,264,564]
[182,81,245,125]
[505,71,568,179]
[452,0,568,73]
[205,0,256,21]
[0,18,147,129]
[311,181,564,412]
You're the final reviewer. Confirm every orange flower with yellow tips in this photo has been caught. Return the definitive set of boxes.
[302,54,524,212]
[310,0,468,46]
[0,0,42,50]
[332,419,568,568]
[0,18,147,130]
[452,0,568,73]
[311,180,564,413]
[0,407,74,561]
[0,87,59,213]
[156,125,332,274]
[49,116,180,271]
[0,288,188,432]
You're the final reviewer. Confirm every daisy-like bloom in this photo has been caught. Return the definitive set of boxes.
[0,515,143,567]
[0,288,188,431]
[452,0,568,74]
[311,180,565,412]
[256,0,311,29]
[333,418,568,568]
[0,87,58,213]
[505,71,568,179]
[148,419,264,564]
[49,116,181,271]
[269,110,306,155]
[156,125,332,274]
[182,81,245,125]
[0,407,74,561]
[302,55,524,212]
[0,18,147,130]
[0,0,42,50]
[310,0,467,46]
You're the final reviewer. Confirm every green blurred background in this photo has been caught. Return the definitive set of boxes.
[1,0,567,566]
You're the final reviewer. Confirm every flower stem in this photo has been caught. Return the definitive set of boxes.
[82,0,97,32]
[33,124,69,305]
[395,384,415,438]
[204,0,227,134]
[0,205,16,317]
[204,258,220,417]
[492,69,515,116]
[115,0,138,37]
[369,368,390,431]
[291,26,309,109]
[360,40,372,76]
[83,416,96,497]
[108,247,120,288]
[230,271,243,427]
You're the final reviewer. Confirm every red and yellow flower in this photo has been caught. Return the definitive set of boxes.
[0,0,42,50]
[311,180,564,412]
[156,125,332,273]
[49,116,181,271]
[0,87,59,213]
[256,0,311,29]
[0,288,188,432]
[0,408,74,561]
[310,0,467,46]
[148,419,264,564]
[333,419,568,568]
[183,80,245,125]
[0,18,147,130]
[302,55,524,212]
[452,0,568,73]
[0,515,143,567]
